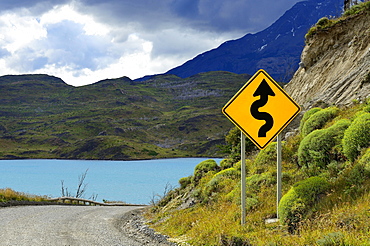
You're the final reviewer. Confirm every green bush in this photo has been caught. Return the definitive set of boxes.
[193,159,219,183]
[221,127,256,162]
[179,176,192,189]
[358,148,370,172]
[363,104,370,113]
[300,107,339,137]
[213,167,239,180]
[278,177,330,232]
[233,159,252,174]
[245,172,276,193]
[299,108,322,133]
[342,113,370,161]
[219,159,234,170]
[252,142,277,174]
[316,17,331,27]
[298,119,351,176]
[200,168,239,202]
[343,1,370,16]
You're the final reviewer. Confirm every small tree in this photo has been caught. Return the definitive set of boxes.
[61,169,92,199]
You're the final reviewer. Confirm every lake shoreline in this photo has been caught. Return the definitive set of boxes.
[0,158,223,204]
[0,156,224,161]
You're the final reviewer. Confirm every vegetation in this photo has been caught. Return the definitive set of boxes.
[145,98,370,245]
[299,107,339,137]
[305,1,370,40]
[342,112,370,161]
[0,72,251,160]
[278,176,330,233]
[0,188,48,203]
[298,119,350,176]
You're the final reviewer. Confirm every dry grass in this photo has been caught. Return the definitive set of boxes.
[0,188,48,202]
[148,187,370,245]
[146,102,370,245]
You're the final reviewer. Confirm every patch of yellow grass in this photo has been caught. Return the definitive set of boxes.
[0,188,47,202]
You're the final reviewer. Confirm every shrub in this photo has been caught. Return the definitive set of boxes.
[213,167,239,180]
[193,159,219,183]
[358,148,370,172]
[220,159,234,170]
[305,17,335,40]
[278,177,330,232]
[206,167,238,191]
[252,142,277,174]
[300,107,339,137]
[199,168,239,203]
[221,127,257,162]
[299,107,322,133]
[342,113,370,161]
[316,17,331,27]
[343,1,370,16]
[363,104,370,113]
[245,172,276,193]
[305,26,318,40]
[298,119,351,176]
[204,175,235,198]
[179,176,192,189]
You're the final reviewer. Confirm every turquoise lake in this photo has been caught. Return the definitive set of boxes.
[0,158,222,204]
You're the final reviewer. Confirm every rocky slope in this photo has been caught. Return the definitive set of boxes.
[285,9,370,108]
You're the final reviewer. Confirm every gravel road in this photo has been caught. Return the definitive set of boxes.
[0,205,173,246]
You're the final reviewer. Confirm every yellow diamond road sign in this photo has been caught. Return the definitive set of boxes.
[222,69,301,150]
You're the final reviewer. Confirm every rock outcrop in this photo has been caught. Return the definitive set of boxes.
[285,10,370,109]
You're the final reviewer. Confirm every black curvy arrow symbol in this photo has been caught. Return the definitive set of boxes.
[250,79,275,137]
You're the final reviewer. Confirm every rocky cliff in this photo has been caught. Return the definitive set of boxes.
[285,9,370,108]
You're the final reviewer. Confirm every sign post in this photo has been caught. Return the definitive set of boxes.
[222,69,300,224]
[240,132,246,225]
[276,133,282,219]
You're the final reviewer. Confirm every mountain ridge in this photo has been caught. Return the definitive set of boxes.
[165,0,343,82]
[0,71,250,160]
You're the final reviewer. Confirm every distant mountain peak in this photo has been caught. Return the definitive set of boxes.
[165,0,343,82]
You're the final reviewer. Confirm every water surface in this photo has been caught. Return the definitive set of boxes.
[0,158,222,204]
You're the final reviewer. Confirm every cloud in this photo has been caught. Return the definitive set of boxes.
[0,0,301,86]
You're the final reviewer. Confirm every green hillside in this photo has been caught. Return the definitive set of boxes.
[0,72,250,160]
[146,100,370,245]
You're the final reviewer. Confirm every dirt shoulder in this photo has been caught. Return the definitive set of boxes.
[117,207,178,246]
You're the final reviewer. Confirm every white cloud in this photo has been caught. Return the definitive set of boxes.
[0,0,301,86]
[40,4,109,36]
[0,2,234,86]
[0,12,46,53]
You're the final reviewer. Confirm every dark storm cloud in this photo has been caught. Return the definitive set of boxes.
[74,0,300,33]
[0,0,70,15]
[1,0,301,34]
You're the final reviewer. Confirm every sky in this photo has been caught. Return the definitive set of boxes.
[0,0,301,86]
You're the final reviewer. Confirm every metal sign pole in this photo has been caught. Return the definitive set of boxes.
[276,133,282,219]
[241,132,246,225]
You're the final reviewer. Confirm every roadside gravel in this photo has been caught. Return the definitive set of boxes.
[0,205,175,246]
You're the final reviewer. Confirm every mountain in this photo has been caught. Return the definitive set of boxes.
[166,0,343,82]
[0,72,250,160]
